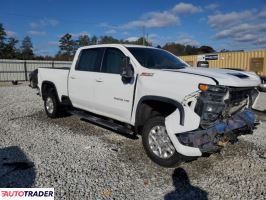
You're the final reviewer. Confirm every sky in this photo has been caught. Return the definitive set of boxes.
[1,0,266,56]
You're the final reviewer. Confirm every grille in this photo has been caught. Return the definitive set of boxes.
[195,87,255,128]
[229,87,252,102]
[225,87,253,116]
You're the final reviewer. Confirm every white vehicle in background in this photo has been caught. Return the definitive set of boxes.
[259,76,266,92]
[37,44,261,167]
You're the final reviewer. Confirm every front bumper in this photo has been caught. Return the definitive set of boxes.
[165,107,257,157]
[177,109,256,153]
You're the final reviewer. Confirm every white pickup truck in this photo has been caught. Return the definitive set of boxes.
[38,44,261,167]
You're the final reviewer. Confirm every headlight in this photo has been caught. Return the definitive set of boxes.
[195,84,228,128]
[199,84,228,93]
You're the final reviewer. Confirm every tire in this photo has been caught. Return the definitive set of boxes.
[44,89,60,118]
[142,116,182,167]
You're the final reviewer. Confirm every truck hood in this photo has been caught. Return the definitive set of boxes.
[165,67,261,87]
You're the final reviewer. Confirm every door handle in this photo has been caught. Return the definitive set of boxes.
[70,76,76,79]
[95,78,103,82]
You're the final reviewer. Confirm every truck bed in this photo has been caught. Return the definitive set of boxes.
[39,67,70,70]
[38,67,70,100]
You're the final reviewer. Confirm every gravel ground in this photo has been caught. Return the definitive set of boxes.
[0,84,265,200]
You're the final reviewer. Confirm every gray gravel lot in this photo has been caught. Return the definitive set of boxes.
[0,83,265,200]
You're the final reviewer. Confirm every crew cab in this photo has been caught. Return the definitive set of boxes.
[37,44,261,167]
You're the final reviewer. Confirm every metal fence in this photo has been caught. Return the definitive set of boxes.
[0,59,72,81]
[179,50,266,76]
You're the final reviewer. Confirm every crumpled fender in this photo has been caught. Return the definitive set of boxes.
[165,106,202,157]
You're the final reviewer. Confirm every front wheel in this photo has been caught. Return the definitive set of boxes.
[142,116,182,167]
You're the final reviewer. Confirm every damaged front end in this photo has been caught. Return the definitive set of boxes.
[177,109,257,153]
[165,84,259,157]
[180,85,259,153]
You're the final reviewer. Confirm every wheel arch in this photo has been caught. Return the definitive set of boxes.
[41,81,60,102]
[134,96,184,134]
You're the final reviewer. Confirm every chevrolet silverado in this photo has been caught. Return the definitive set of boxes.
[37,44,261,167]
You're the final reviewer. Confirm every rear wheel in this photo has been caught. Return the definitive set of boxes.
[44,89,60,118]
[142,116,182,167]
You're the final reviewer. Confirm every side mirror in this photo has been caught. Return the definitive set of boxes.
[121,56,134,80]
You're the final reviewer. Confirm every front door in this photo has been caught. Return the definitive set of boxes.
[93,47,136,122]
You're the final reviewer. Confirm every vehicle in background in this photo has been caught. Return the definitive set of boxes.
[222,67,245,71]
[35,44,261,167]
[197,61,209,68]
[29,69,38,88]
[259,76,266,92]
[196,54,218,68]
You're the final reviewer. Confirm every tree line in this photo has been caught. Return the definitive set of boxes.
[56,34,152,60]
[0,24,34,59]
[0,22,216,61]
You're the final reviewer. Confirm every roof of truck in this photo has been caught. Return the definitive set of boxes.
[122,44,156,48]
[79,44,157,50]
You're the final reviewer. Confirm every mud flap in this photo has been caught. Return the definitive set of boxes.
[165,106,202,157]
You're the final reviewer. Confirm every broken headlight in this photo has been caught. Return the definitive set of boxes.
[199,84,228,93]
[195,84,228,128]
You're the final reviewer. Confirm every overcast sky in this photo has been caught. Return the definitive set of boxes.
[1,0,266,55]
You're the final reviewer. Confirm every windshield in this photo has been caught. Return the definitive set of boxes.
[127,47,187,69]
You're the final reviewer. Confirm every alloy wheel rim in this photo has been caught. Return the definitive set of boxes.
[148,125,175,159]
[46,97,54,114]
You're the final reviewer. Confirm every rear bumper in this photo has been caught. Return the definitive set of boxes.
[165,108,257,157]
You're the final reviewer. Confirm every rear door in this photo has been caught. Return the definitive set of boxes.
[93,47,136,122]
[68,48,104,111]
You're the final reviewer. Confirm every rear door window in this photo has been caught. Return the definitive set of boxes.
[76,48,104,72]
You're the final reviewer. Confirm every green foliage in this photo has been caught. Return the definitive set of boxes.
[91,35,98,45]
[58,33,75,59]
[198,45,215,54]
[99,36,120,44]
[0,23,7,58]
[20,36,34,59]
[123,37,151,46]
[134,37,151,46]
[77,35,90,47]
[162,43,215,56]
[0,22,218,60]
[3,37,18,59]
[0,23,35,59]
[0,23,6,43]
[57,34,92,60]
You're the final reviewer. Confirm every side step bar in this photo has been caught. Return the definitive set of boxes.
[68,109,135,136]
